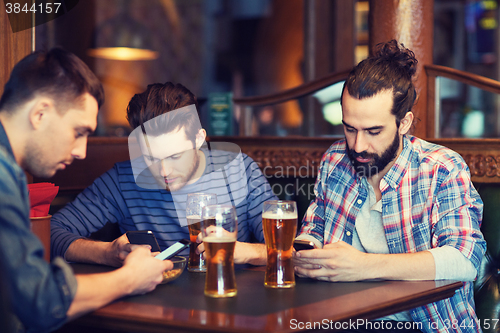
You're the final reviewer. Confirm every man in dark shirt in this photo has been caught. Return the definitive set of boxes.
[0,48,171,332]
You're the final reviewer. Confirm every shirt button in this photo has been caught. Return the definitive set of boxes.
[357,199,362,205]
[346,231,352,237]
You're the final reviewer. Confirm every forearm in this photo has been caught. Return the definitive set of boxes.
[364,251,435,280]
[235,242,267,266]
[66,270,133,320]
[65,238,113,266]
[295,241,436,281]
[66,247,170,320]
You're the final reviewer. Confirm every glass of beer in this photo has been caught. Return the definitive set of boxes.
[201,204,238,298]
[263,200,297,288]
[186,193,217,272]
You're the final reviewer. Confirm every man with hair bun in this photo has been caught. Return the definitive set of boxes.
[294,40,485,332]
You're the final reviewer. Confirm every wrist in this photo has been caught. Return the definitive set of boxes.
[245,243,267,266]
[112,265,136,295]
[65,238,107,265]
[361,253,381,280]
[102,241,115,266]
[103,240,127,267]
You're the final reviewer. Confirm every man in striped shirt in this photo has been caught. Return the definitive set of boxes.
[294,40,485,332]
[51,82,275,267]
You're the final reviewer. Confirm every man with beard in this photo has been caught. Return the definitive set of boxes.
[294,40,485,333]
[51,82,276,267]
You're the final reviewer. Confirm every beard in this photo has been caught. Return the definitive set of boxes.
[163,150,200,192]
[347,132,400,178]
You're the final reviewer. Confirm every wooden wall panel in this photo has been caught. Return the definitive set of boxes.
[1,4,33,183]
[0,4,33,95]
[47,136,500,197]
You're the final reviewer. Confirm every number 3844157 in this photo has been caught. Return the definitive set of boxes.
[5,3,61,14]
[434,319,498,330]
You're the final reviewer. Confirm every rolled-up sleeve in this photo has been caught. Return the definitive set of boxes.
[431,164,486,272]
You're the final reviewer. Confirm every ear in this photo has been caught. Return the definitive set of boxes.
[195,129,207,150]
[398,112,414,135]
[28,97,55,130]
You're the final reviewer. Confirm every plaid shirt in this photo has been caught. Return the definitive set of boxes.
[300,135,486,333]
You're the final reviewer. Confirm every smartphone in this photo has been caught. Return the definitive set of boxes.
[126,230,161,252]
[293,239,315,251]
[155,239,190,260]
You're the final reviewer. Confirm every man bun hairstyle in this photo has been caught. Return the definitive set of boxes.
[344,39,418,127]
[0,47,104,113]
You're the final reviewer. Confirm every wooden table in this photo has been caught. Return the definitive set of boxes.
[56,263,462,333]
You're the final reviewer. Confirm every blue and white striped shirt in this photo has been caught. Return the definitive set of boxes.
[51,148,276,258]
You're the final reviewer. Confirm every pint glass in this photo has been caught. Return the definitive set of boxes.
[201,204,238,298]
[186,193,217,272]
[263,200,297,288]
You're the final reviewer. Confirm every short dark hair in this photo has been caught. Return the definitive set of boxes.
[126,82,200,141]
[343,39,418,127]
[0,47,104,113]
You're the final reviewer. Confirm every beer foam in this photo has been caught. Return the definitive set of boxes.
[262,211,297,219]
[203,235,236,243]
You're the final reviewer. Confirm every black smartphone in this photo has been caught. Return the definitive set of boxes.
[294,239,315,251]
[126,230,161,252]
[155,239,190,260]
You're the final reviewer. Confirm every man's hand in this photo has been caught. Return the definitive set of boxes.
[195,230,267,266]
[68,247,173,319]
[106,233,160,267]
[294,241,436,281]
[294,241,371,281]
[120,247,173,295]
[65,234,154,267]
[103,233,133,267]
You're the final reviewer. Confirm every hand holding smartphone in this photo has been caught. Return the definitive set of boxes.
[126,230,161,252]
[155,239,190,260]
[293,239,315,251]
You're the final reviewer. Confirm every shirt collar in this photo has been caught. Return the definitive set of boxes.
[0,120,15,160]
[380,134,413,190]
[361,177,383,212]
[350,135,413,190]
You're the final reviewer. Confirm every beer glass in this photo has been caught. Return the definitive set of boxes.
[186,193,217,272]
[263,200,297,288]
[201,204,238,298]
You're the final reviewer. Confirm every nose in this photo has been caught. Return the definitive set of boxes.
[72,137,87,160]
[353,132,368,153]
[160,160,173,178]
